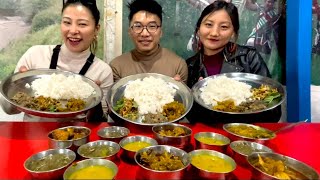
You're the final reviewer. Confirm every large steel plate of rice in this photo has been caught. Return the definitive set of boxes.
[106,73,193,126]
[0,69,103,118]
[191,72,285,114]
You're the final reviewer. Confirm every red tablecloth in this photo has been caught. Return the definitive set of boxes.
[0,122,319,179]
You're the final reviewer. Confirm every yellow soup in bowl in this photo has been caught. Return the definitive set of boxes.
[68,165,114,179]
[196,136,226,146]
[123,141,152,152]
[191,154,233,173]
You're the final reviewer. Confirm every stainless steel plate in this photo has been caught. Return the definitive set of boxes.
[106,73,193,126]
[191,72,285,114]
[0,69,103,118]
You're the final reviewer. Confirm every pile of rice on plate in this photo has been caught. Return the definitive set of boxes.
[200,76,252,107]
[28,73,95,99]
[10,73,96,112]
[114,76,185,123]
[124,76,176,114]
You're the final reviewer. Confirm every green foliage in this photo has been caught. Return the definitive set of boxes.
[0,24,62,80]
[0,0,19,10]
[19,0,51,23]
[31,9,61,32]
[312,54,320,85]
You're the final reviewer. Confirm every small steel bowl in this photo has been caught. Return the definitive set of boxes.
[97,126,130,143]
[48,126,91,151]
[247,152,319,180]
[77,140,120,161]
[24,149,76,180]
[119,135,158,160]
[223,123,275,144]
[134,145,190,180]
[63,158,118,180]
[152,123,192,150]
[189,149,236,180]
[194,132,230,153]
[229,140,273,167]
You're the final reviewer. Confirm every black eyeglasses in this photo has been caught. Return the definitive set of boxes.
[130,22,161,34]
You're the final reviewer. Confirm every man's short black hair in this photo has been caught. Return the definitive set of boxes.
[127,0,162,23]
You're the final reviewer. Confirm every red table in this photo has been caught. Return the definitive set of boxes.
[0,122,319,179]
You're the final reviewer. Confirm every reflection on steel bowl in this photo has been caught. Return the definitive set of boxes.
[192,73,285,115]
[247,152,319,180]
[223,123,275,144]
[106,73,193,126]
[24,149,76,180]
[0,69,103,118]
[48,126,91,150]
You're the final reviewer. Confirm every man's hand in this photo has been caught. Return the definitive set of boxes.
[198,77,203,81]
[19,66,28,73]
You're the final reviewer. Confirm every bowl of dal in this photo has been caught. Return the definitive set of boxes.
[0,69,103,118]
[77,140,120,161]
[194,132,230,153]
[24,149,76,180]
[134,145,190,180]
[119,135,158,160]
[189,149,236,180]
[63,158,118,180]
[106,73,193,126]
[152,123,192,150]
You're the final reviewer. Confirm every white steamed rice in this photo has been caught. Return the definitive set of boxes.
[29,73,95,99]
[124,76,176,115]
[200,76,252,106]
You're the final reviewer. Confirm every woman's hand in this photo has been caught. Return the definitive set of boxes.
[174,74,181,81]
[19,66,28,73]
[198,77,203,81]
[94,80,101,86]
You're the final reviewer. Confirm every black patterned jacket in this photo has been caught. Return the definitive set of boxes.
[186,43,271,88]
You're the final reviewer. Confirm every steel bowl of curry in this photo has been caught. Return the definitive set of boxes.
[247,152,319,180]
[77,140,120,161]
[194,132,230,153]
[230,140,273,167]
[189,149,236,180]
[97,126,130,143]
[24,149,76,180]
[119,135,158,160]
[48,126,91,151]
[152,123,192,150]
[63,158,118,180]
[106,73,193,126]
[223,123,276,144]
[134,145,190,180]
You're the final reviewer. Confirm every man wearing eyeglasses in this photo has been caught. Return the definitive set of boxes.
[110,0,188,83]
